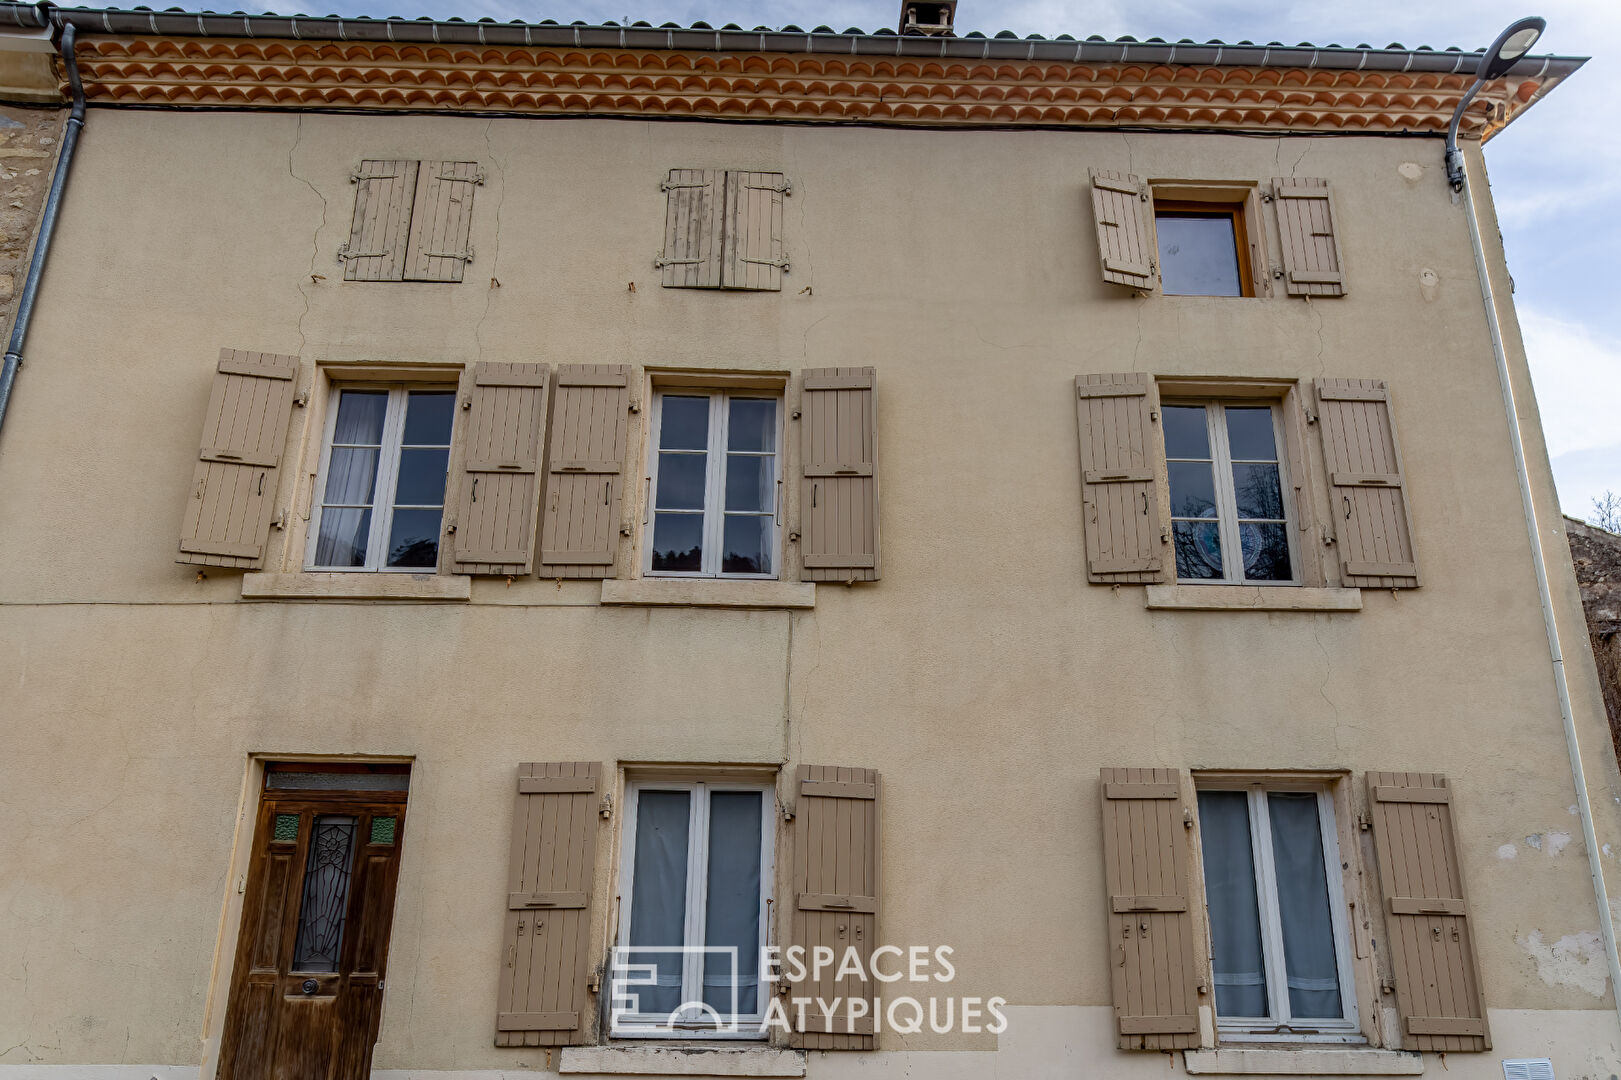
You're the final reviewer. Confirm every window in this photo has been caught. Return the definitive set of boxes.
[1164,402,1296,584]
[658,169,790,291]
[613,782,774,1037]
[307,386,454,571]
[340,159,480,283]
[645,392,781,579]
[1155,200,1252,296]
[1196,786,1359,1041]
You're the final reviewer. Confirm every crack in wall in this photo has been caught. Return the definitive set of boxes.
[286,114,328,359]
[474,118,504,363]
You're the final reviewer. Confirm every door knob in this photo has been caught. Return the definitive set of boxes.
[302,979,318,995]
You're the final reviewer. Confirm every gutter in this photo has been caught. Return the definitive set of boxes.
[0,5,83,445]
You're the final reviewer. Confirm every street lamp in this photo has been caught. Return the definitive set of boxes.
[1444,16,1545,191]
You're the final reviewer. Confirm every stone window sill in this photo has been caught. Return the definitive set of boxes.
[1145,585,1362,612]
[559,1045,806,1076]
[1183,1048,1422,1075]
[241,572,471,602]
[600,578,815,609]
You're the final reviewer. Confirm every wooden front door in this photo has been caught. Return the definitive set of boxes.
[218,773,407,1080]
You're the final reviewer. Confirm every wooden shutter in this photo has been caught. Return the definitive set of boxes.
[177,348,300,569]
[659,169,724,288]
[450,362,550,576]
[537,365,631,578]
[404,160,480,283]
[1089,169,1156,290]
[1099,768,1199,1050]
[495,762,602,1047]
[1314,378,1418,588]
[341,160,419,282]
[1075,373,1165,583]
[1272,178,1346,297]
[1366,773,1489,1051]
[723,170,789,291]
[799,368,880,583]
[790,765,880,1050]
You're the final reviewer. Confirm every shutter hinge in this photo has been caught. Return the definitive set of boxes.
[348,167,408,183]
[659,180,710,191]
[422,247,474,263]
[599,793,614,819]
[294,389,309,408]
[741,256,790,271]
[780,802,795,821]
[1322,525,1336,548]
[1262,189,1275,203]
[445,519,457,535]
[436,171,486,185]
[654,255,704,268]
[1304,410,1317,424]
[1381,980,1396,995]
[1358,813,1372,831]
[744,180,793,195]
[271,509,288,531]
[1161,527,1170,544]
[588,973,601,994]
[336,244,390,262]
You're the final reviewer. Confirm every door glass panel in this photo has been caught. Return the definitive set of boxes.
[1157,212,1242,296]
[703,792,764,1016]
[1198,792,1269,1019]
[291,815,358,972]
[627,790,692,1017]
[1267,793,1343,1019]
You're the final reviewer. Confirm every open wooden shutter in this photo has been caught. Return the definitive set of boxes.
[723,170,789,291]
[537,365,631,578]
[1272,178,1346,297]
[341,160,419,282]
[178,348,300,569]
[790,765,880,1050]
[495,762,602,1047]
[1314,378,1418,588]
[1075,373,1165,583]
[1089,169,1156,290]
[1366,773,1489,1051]
[1099,768,1199,1050]
[450,362,550,575]
[799,368,880,582]
[659,169,724,288]
[404,160,480,283]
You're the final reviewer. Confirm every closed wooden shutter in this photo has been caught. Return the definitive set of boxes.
[341,160,419,282]
[1099,768,1199,1050]
[1366,773,1489,1052]
[495,762,602,1047]
[178,348,300,569]
[1314,378,1418,588]
[659,169,724,288]
[404,160,480,283]
[1075,373,1165,583]
[723,171,789,291]
[1089,169,1156,290]
[799,368,880,583]
[450,362,550,576]
[790,765,880,1050]
[1272,178,1346,297]
[537,365,631,578]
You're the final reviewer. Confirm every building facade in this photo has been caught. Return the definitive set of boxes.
[1,6,1619,1078]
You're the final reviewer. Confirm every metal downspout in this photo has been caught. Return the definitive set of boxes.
[0,14,84,444]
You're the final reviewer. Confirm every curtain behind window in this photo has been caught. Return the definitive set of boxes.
[627,790,691,1017]
[1267,792,1342,1019]
[1198,791,1268,1018]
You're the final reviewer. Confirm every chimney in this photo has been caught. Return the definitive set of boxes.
[899,1,957,36]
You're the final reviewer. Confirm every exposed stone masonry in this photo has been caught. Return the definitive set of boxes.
[1568,516,1621,766]
[0,102,62,342]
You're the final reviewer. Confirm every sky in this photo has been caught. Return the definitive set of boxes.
[270,0,1620,522]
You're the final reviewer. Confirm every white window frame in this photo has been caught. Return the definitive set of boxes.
[1197,784,1361,1043]
[613,780,775,1040]
[642,391,783,580]
[1165,400,1300,585]
[304,383,453,573]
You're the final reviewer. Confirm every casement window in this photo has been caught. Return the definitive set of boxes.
[1163,402,1297,584]
[306,386,454,571]
[658,169,790,291]
[1196,786,1359,1041]
[645,391,782,579]
[1154,201,1253,297]
[613,782,775,1037]
[340,159,480,283]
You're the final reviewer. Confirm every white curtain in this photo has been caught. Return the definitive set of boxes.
[1198,791,1269,1018]
[1267,792,1343,1019]
[627,790,691,1016]
[702,792,763,1015]
[314,391,387,566]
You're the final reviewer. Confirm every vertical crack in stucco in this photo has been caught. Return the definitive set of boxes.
[1130,292,1147,372]
[286,114,328,359]
[792,609,822,766]
[1310,296,1326,377]
[475,118,503,362]
[1311,616,1345,752]
[781,611,795,763]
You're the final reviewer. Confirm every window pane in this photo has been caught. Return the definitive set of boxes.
[1174,520,1223,580]
[659,395,710,451]
[656,453,707,511]
[725,455,774,512]
[1157,213,1242,296]
[1232,463,1284,520]
[1197,792,1269,1019]
[322,447,379,506]
[332,390,388,445]
[703,792,764,1017]
[401,391,454,445]
[385,508,441,568]
[727,398,776,452]
[393,447,448,506]
[314,508,371,567]
[628,790,692,1018]
[1267,793,1343,1020]
[1162,405,1211,459]
[1169,461,1218,518]
[651,513,703,572]
[1240,522,1292,582]
[291,815,357,973]
[1225,406,1277,460]
[722,516,772,576]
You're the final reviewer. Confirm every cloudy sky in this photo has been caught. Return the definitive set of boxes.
[283,0,1619,521]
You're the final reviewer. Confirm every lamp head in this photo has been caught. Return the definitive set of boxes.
[1477,16,1545,80]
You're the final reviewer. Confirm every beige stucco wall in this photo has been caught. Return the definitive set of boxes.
[1,108,1618,1075]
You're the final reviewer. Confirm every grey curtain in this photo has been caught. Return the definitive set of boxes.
[1267,792,1343,1019]
[1198,791,1268,1018]
[702,792,763,1015]
[627,790,691,1017]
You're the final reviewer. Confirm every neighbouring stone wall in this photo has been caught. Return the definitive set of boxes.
[1568,516,1621,765]
[0,103,63,341]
